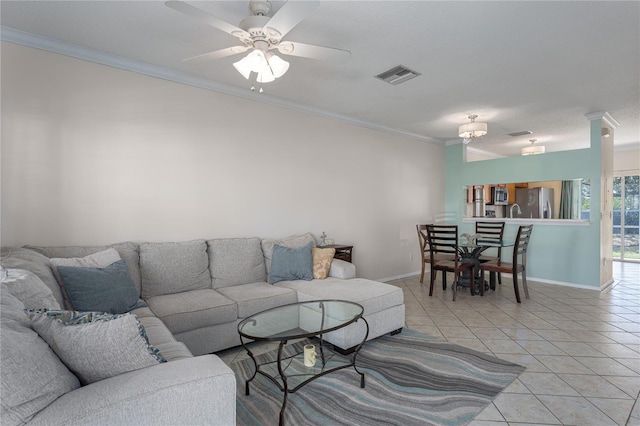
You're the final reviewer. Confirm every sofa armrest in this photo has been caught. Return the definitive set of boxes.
[29,355,236,426]
[328,259,356,279]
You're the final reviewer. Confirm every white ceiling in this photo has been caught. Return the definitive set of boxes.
[2,0,639,157]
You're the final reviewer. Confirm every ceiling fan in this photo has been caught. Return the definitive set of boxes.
[165,0,351,88]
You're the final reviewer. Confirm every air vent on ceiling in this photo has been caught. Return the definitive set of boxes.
[508,130,533,137]
[375,65,421,85]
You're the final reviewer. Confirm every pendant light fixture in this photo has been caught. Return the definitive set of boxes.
[458,114,488,144]
[521,139,545,155]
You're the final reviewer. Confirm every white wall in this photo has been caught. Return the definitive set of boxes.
[1,42,445,281]
[614,147,640,175]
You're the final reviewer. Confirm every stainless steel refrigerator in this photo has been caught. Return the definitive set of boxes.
[515,187,554,219]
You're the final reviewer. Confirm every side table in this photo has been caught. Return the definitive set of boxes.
[322,244,353,263]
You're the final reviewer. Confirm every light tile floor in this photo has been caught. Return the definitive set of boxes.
[402,261,640,426]
[219,261,640,426]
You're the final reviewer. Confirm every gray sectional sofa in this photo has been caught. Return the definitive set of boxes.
[1,232,405,425]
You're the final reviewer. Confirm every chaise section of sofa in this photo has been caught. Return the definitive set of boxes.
[276,277,405,350]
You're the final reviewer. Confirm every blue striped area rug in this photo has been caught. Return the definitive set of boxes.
[233,329,525,425]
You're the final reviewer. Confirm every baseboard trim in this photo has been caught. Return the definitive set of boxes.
[377,271,602,292]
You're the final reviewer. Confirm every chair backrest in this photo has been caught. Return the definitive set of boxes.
[476,221,506,257]
[416,224,429,257]
[512,225,534,266]
[426,225,459,262]
[475,221,505,243]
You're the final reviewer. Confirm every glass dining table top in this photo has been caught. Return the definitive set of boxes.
[458,233,514,257]
[460,233,514,248]
[238,300,364,341]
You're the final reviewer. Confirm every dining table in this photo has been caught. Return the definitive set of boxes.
[457,234,514,295]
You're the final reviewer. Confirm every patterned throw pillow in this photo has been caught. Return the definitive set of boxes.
[312,247,336,279]
[26,309,166,385]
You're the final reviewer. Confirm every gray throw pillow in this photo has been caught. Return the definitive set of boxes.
[26,309,166,386]
[1,268,61,309]
[49,248,122,309]
[57,260,146,314]
[269,241,314,284]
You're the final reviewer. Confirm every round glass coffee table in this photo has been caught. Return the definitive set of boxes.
[238,300,369,426]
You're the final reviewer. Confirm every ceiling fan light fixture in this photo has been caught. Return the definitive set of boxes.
[458,114,488,144]
[233,49,264,79]
[266,53,289,78]
[521,139,546,155]
[233,49,289,83]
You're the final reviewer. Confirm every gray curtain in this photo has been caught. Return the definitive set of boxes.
[559,180,580,219]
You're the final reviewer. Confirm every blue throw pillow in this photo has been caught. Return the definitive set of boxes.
[56,260,145,314]
[269,241,314,284]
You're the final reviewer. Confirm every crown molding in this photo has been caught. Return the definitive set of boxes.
[584,111,620,129]
[1,26,442,145]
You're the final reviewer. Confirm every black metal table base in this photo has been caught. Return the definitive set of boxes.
[243,317,369,426]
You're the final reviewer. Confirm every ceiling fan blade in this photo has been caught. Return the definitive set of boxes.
[165,1,250,39]
[277,42,351,63]
[264,0,320,39]
[183,46,250,64]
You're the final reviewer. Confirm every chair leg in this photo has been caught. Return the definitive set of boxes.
[429,267,436,297]
[442,271,447,290]
[512,270,521,303]
[420,261,425,284]
[452,271,457,301]
[488,271,496,290]
[522,269,530,299]
[498,272,502,285]
[476,268,482,296]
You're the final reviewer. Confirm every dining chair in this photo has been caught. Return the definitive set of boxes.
[416,224,455,286]
[426,224,474,301]
[480,225,534,303]
[475,221,506,284]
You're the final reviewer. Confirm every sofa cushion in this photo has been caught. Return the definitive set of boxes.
[57,260,145,314]
[269,242,314,284]
[261,233,315,275]
[312,247,336,279]
[0,247,65,307]
[208,238,266,288]
[140,240,211,299]
[0,288,80,425]
[145,289,237,334]
[217,282,298,318]
[137,316,193,361]
[276,278,404,315]
[26,309,166,385]
[1,268,61,309]
[26,242,141,291]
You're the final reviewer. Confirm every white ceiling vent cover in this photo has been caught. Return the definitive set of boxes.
[375,65,421,85]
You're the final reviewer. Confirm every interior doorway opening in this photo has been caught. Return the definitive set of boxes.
[613,175,639,262]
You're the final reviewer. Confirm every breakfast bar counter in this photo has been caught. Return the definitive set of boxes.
[462,218,589,226]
